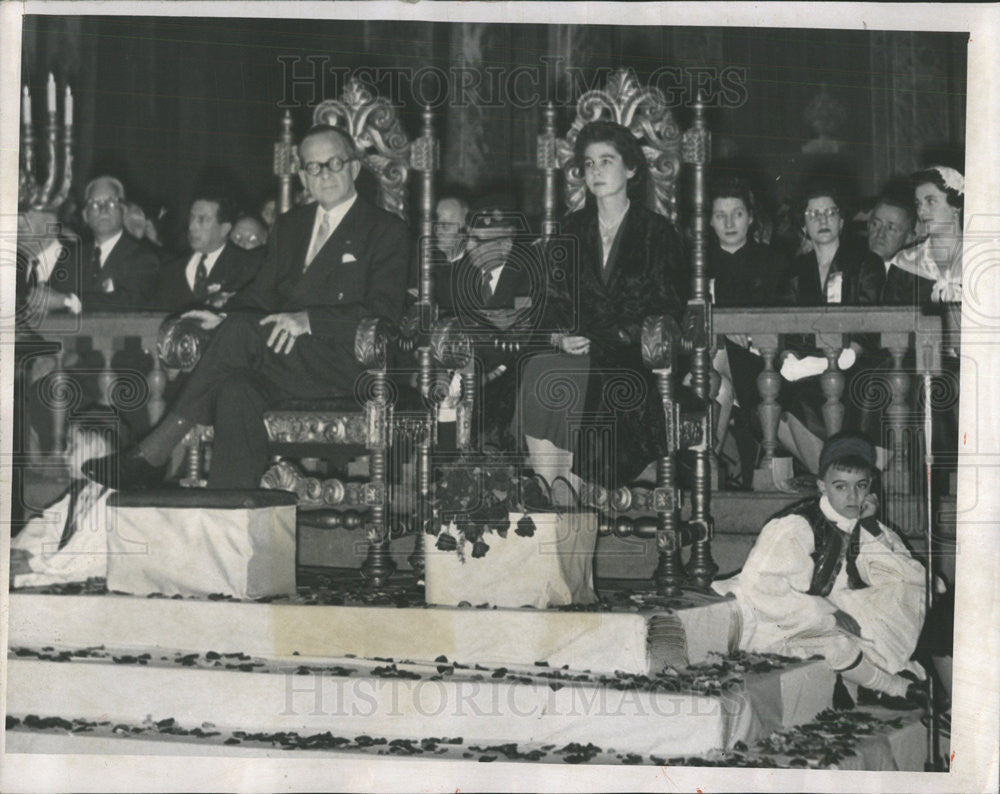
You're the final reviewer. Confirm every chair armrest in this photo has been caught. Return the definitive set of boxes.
[354,317,398,370]
[641,314,682,370]
[157,315,214,372]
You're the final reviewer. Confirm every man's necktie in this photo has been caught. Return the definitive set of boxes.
[26,257,39,291]
[305,211,332,270]
[193,253,208,299]
[91,245,102,286]
[480,271,493,306]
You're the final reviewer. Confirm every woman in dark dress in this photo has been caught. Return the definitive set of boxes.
[777,184,885,473]
[519,121,686,495]
[707,176,788,486]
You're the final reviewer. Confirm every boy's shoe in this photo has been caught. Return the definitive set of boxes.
[857,681,928,711]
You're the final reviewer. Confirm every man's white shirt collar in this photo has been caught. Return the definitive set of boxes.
[96,230,123,267]
[819,494,857,533]
[35,239,64,283]
[309,194,357,255]
[186,243,227,289]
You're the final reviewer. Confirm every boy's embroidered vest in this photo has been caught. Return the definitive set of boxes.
[768,497,879,596]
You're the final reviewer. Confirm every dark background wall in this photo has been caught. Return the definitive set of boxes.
[20,16,967,243]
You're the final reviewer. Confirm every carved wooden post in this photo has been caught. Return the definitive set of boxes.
[409,105,438,579]
[537,103,558,240]
[818,337,846,438]
[356,320,395,587]
[753,334,782,491]
[274,110,296,215]
[95,338,115,409]
[681,96,717,590]
[642,316,684,595]
[430,319,473,452]
[883,333,913,509]
[145,332,167,426]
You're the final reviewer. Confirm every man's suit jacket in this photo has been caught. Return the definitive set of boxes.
[80,232,160,310]
[437,244,536,316]
[157,243,264,311]
[229,196,411,391]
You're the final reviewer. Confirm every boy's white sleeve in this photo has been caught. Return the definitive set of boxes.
[736,514,839,637]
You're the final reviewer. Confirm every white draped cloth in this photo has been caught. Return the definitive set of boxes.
[713,495,926,676]
[887,236,962,303]
[10,483,113,588]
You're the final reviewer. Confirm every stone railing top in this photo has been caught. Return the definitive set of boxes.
[715,306,948,370]
[713,305,945,335]
[32,311,168,339]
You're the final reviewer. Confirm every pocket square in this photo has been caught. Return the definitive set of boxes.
[342,253,357,263]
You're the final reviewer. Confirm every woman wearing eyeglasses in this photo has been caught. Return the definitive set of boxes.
[776,185,885,475]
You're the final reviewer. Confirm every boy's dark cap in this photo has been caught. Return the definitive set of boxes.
[819,434,876,474]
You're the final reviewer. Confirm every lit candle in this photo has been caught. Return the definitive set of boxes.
[22,86,31,127]
[46,73,56,114]
[65,85,73,126]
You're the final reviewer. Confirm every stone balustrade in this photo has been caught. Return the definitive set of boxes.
[29,311,168,456]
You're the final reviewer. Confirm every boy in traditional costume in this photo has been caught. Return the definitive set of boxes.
[713,433,927,708]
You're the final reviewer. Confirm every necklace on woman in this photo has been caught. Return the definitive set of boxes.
[598,200,629,252]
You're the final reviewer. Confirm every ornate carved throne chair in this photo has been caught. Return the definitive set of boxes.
[434,70,718,594]
[158,79,440,585]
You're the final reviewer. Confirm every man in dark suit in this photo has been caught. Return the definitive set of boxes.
[157,190,263,311]
[80,175,159,310]
[86,125,411,489]
[436,200,542,451]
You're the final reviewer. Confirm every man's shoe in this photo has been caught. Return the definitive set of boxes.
[82,450,166,490]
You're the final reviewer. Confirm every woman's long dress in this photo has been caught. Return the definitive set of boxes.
[519,204,686,489]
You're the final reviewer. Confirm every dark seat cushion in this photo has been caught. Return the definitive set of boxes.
[110,489,297,509]
[268,383,425,415]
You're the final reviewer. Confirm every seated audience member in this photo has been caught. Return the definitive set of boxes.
[777,184,885,473]
[707,176,789,486]
[426,192,471,300]
[157,189,264,311]
[80,175,160,310]
[84,124,411,490]
[16,208,83,318]
[883,166,963,306]
[13,208,79,466]
[437,198,540,451]
[230,214,269,251]
[866,188,917,275]
[713,433,927,709]
[10,406,131,588]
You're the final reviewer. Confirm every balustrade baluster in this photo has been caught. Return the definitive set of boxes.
[819,341,846,438]
[883,334,913,535]
[753,334,781,490]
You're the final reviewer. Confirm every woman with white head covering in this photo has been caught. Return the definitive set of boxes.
[883,166,964,305]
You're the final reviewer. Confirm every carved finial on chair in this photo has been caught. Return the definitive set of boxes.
[313,77,410,221]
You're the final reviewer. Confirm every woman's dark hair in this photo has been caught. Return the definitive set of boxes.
[911,167,964,211]
[709,175,757,218]
[797,182,846,226]
[574,121,649,203]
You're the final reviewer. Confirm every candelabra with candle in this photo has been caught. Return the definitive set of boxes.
[19,73,74,211]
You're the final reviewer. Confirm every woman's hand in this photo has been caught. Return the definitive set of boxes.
[558,335,591,355]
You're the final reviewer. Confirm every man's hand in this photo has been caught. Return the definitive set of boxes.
[261,311,311,355]
[181,309,226,331]
[833,609,862,637]
[558,335,590,355]
[27,286,75,314]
